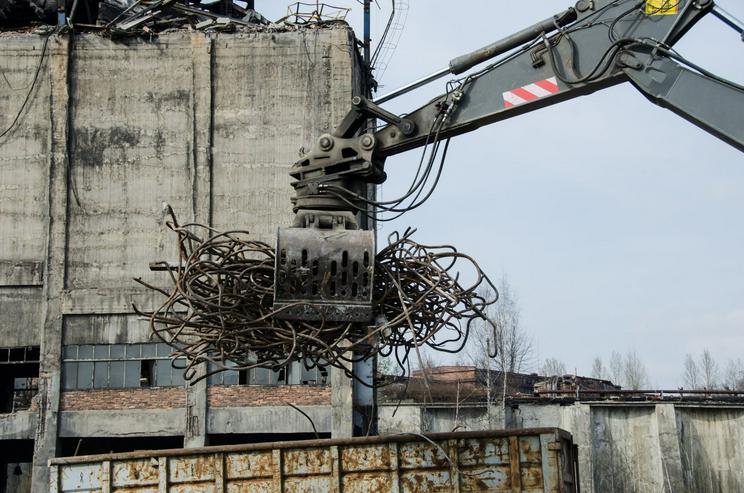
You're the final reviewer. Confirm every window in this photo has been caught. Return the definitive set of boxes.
[206,360,327,387]
[0,346,40,413]
[207,361,247,386]
[300,363,328,386]
[62,343,186,390]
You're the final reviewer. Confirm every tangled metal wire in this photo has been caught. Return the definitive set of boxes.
[134,208,498,384]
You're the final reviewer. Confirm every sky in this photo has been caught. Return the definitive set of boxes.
[256,1,744,387]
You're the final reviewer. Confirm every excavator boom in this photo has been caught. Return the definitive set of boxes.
[275,0,744,322]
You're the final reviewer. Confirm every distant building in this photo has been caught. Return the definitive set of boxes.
[379,365,620,404]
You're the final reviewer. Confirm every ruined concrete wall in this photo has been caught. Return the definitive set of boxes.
[379,400,744,493]
[507,402,744,493]
[0,26,360,492]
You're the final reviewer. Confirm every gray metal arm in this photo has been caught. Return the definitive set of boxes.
[273,0,744,328]
[374,0,743,156]
[289,0,742,213]
[624,52,744,152]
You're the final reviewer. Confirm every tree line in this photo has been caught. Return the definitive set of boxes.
[405,276,743,392]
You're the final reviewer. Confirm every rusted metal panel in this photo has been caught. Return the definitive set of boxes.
[60,463,102,492]
[50,428,578,492]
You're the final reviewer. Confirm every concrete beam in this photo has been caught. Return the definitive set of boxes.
[0,411,38,440]
[207,406,331,435]
[59,409,184,437]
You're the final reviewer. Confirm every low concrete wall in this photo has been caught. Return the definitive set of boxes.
[510,401,744,493]
[380,400,744,493]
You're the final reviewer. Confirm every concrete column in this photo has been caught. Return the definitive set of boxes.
[331,348,353,438]
[655,403,686,493]
[182,33,214,450]
[560,403,593,493]
[184,363,208,448]
[32,33,70,493]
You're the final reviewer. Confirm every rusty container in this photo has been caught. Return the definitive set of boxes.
[49,427,579,492]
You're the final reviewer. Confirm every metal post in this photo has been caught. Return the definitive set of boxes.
[363,0,371,69]
[354,0,377,437]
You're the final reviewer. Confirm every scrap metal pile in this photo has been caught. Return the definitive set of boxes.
[1,0,352,33]
[134,208,498,383]
[97,1,349,33]
[96,0,271,34]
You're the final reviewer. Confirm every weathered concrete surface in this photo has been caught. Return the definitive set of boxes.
[590,405,664,492]
[62,314,152,345]
[0,26,361,492]
[0,410,38,440]
[59,409,184,437]
[511,401,744,493]
[0,288,43,346]
[65,35,195,293]
[0,35,50,287]
[378,405,421,434]
[207,406,331,435]
[677,406,744,492]
[379,404,504,434]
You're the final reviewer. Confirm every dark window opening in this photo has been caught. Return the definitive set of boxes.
[140,360,155,388]
[0,439,34,493]
[59,436,184,457]
[207,360,329,387]
[0,347,40,414]
[208,433,329,447]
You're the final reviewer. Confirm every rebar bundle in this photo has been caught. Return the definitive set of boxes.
[134,209,498,383]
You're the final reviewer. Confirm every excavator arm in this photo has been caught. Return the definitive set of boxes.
[274,0,744,322]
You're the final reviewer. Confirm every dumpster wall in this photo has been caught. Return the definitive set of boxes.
[49,429,579,493]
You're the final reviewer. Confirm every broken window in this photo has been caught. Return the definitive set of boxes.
[0,347,40,414]
[206,359,328,386]
[62,343,186,390]
[207,361,247,386]
[300,363,329,386]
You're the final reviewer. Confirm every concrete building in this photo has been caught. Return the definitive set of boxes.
[0,24,363,492]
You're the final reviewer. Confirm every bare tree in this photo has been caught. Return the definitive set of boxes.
[683,353,699,389]
[591,356,606,380]
[465,277,534,375]
[540,357,567,376]
[609,351,624,387]
[623,350,649,390]
[464,276,534,419]
[722,358,744,391]
[699,348,719,389]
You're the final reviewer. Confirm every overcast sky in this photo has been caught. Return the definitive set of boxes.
[258,1,744,387]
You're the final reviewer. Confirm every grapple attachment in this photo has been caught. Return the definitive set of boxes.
[274,213,375,323]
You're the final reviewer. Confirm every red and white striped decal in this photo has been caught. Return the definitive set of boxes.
[502,77,560,108]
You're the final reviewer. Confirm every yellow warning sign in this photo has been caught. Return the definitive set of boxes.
[645,0,679,15]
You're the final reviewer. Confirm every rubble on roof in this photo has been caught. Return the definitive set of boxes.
[0,0,352,34]
[98,0,271,34]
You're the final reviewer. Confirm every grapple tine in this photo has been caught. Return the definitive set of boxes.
[274,220,375,322]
